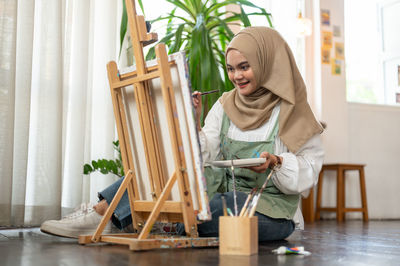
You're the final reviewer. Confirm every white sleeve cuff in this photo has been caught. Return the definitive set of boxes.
[271,152,300,194]
[271,134,324,195]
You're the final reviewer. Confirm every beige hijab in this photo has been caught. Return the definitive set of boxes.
[220,27,323,153]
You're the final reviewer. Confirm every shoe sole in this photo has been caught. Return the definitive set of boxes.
[40,224,116,239]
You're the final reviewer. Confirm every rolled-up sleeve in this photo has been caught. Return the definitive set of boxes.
[271,134,324,197]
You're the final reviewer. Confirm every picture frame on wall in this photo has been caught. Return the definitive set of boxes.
[322,31,333,48]
[321,47,331,64]
[335,42,345,60]
[321,9,330,26]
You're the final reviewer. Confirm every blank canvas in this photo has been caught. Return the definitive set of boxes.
[119,52,211,221]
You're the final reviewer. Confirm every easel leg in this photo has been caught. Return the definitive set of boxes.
[155,44,198,237]
[90,171,135,242]
[107,61,141,230]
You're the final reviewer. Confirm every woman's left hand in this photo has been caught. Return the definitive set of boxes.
[247,152,279,173]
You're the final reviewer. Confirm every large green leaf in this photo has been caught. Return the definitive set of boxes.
[119,0,128,58]
[240,6,251,27]
[137,0,145,16]
[169,24,185,53]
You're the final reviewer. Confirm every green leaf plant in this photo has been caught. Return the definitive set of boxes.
[83,141,124,178]
[121,0,273,121]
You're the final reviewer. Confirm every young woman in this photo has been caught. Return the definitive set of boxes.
[190,26,324,240]
[41,27,324,241]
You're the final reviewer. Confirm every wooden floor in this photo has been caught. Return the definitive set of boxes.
[1,220,400,266]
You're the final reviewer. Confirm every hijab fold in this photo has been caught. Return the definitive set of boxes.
[220,27,323,153]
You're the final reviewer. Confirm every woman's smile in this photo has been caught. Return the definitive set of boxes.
[237,81,250,88]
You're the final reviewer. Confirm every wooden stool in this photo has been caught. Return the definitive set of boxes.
[315,164,369,222]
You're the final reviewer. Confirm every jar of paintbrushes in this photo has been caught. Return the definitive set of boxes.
[219,166,274,255]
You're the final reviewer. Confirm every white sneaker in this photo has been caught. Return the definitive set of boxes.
[40,203,119,238]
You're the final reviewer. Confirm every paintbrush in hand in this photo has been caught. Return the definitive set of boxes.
[192,89,219,97]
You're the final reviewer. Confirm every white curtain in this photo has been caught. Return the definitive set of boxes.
[0,0,124,226]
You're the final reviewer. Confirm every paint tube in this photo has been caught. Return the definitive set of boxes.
[272,246,311,256]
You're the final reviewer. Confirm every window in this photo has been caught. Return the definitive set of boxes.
[345,0,400,105]
[379,0,400,104]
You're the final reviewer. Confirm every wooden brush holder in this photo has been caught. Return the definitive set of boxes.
[219,216,258,255]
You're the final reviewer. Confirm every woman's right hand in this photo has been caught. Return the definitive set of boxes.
[247,152,281,173]
[192,91,202,130]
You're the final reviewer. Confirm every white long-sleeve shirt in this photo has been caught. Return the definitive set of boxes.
[199,101,324,229]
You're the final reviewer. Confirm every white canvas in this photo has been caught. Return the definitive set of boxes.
[119,52,211,221]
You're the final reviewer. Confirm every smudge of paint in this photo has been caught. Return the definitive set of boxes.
[251,150,260,158]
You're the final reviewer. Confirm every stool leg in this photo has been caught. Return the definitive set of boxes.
[359,168,369,222]
[302,187,314,223]
[315,169,324,220]
[337,168,344,222]
[342,169,346,221]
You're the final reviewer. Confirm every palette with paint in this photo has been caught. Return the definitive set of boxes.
[209,158,266,168]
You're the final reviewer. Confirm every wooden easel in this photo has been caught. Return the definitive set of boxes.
[78,0,217,251]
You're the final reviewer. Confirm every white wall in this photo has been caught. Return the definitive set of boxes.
[348,103,400,218]
[317,0,400,219]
